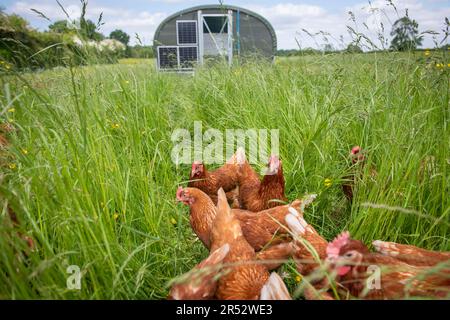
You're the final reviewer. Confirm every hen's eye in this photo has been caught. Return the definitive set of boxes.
[345,252,354,258]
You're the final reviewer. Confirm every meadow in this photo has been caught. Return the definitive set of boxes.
[0,51,449,299]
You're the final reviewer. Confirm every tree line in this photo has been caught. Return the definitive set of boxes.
[0,8,154,71]
[278,16,448,57]
[1,6,447,71]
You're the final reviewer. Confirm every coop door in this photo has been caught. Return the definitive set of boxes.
[200,13,232,65]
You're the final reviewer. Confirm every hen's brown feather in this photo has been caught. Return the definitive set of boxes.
[168,244,230,300]
[181,188,217,248]
[256,242,295,270]
[285,212,328,275]
[233,200,302,250]
[188,152,241,206]
[179,187,305,254]
[211,189,270,300]
[238,158,286,212]
[373,240,450,267]
[340,253,450,299]
[333,238,450,299]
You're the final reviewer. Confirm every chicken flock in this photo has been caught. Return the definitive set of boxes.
[170,147,450,300]
[1,122,449,300]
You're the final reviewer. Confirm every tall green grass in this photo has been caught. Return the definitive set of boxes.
[0,51,449,299]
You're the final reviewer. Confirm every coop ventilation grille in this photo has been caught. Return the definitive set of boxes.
[157,46,198,71]
[179,46,198,69]
[177,21,198,45]
[158,46,178,69]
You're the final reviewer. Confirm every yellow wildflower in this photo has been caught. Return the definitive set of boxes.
[295,275,302,283]
[111,123,120,129]
[21,148,28,155]
[113,213,119,220]
[8,163,16,170]
[170,217,177,225]
[424,50,430,56]
[448,63,450,68]
[125,80,130,84]
[324,178,333,188]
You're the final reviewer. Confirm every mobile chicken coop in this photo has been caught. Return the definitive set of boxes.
[153,4,277,71]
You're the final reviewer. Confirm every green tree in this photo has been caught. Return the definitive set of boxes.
[346,43,363,53]
[48,20,70,33]
[0,11,29,31]
[49,19,103,40]
[323,43,335,53]
[390,16,423,51]
[80,19,104,41]
[109,29,130,46]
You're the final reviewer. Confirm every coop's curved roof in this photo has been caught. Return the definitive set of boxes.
[153,4,277,53]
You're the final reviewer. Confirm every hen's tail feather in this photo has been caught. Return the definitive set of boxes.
[235,147,246,165]
[169,244,230,300]
[260,272,292,300]
[372,240,450,266]
[217,188,232,216]
[226,147,246,165]
[285,213,307,236]
[199,243,230,268]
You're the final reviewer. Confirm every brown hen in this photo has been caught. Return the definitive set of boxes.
[177,186,312,268]
[284,208,333,300]
[176,187,216,249]
[327,232,450,299]
[284,206,328,275]
[238,154,287,212]
[187,150,242,206]
[210,188,269,299]
[342,146,364,202]
[168,243,230,300]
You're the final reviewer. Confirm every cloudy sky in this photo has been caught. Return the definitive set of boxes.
[3,0,450,49]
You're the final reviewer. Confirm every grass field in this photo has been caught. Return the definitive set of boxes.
[0,51,449,299]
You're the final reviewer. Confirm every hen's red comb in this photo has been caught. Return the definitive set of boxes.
[351,146,361,155]
[176,186,184,202]
[326,231,350,258]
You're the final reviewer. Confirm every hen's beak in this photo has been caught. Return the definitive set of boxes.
[176,186,184,202]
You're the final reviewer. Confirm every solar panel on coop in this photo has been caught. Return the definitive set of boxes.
[178,21,197,44]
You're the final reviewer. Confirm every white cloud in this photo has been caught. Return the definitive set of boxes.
[8,1,167,45]
[6,0,450,48]
[149,0,189,3]
[247,3,343,49]
[249,0,450,49]
[11,1,82,20]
